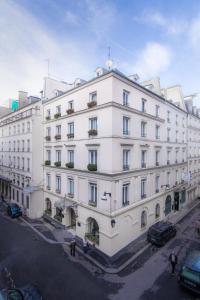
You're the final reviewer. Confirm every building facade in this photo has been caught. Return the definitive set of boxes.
[0,100,43,218]
[43,69,197,257]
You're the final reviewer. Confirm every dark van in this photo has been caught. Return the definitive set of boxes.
[179,250,200,294]
[7,203,22,218]
[147,221,176,246]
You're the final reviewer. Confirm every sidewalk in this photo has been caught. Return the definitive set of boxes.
[2,198,200,274]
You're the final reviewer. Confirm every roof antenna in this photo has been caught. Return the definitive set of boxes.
[106,46,113,70]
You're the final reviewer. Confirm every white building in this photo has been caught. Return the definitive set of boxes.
[42,69,198,257]
[0,98,43,218]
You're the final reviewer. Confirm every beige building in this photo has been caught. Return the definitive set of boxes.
[42,68,198,257]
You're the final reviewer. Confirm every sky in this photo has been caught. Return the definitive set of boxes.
[0,0,200,106]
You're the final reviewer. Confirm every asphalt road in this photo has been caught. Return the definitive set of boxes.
[0,211,118,300]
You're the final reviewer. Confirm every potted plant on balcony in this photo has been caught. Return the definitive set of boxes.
[54,113,61,119]
[66,162,74,168]
[45,136,51,141]
[55,134,61,140]
[87,163,97,171]
[46,116,51,120]
[54,161,61,167]
[66,108,74,115]
[88,129,98,136]
[87,100,97,108]
[45,160,51,166]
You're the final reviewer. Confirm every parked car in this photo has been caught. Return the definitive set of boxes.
[178,250,200,294]
[0,285,42,299]
[7,203,22,218]
[147,221,176,246]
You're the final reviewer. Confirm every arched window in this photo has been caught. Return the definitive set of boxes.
[141,210,147,228]
[86,217,99,245]
[45,198,52,215]
[165,195,172,215]
[155,203,160,219]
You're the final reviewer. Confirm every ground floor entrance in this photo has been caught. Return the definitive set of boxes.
[174,192,180,211]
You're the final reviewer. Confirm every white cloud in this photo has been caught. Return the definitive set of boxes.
[134,11,188,35]
[64,11,80,26]
[133,42,172,78]
[0,1,97,105]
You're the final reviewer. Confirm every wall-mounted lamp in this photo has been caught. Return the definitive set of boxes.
[111,219,116,228]
[101,192,112,201]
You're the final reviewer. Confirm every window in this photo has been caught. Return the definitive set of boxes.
[17,157,20,169]
[141,178,146,199]
[56,125,61,135]
[141,122,147,137]
[26,196,29,209]
[46,109,51,118]
[141,210,147,228]
[46,150,51,161]
[123,90,129,106]
[22,157,24,170]
[156,150,160,166]
[56,175,61,193]
[176,170,178,183]
[141,150,146,168]
[155,175,159,193]
[167,151,170,164]
[9,141,11,151]
[167,111,170,123]
[27,122,30,132]
[89,183,97,205]
[46,173,51,189]
[17,190,19,202]
[89,117,97,130]
[27,158,30,171]
[22,140,24,151]
[68,100,74,109]
[122,183,129,206]
[13,189,15,200]
[176,114,178,125]
[155,105,159,117]
[176,130,178,142]
[22,123,25,133]
[155,125,160,139]
[68,177,74,195]
[123,150,130,170]
[175,150,178,163]
[27,139,30,151]
[155,204,160,219]
[68,150,74,163]
[123,116,130,135]
[56,150,61,162]
[89,150,97,164]
[167,128,170,141]
[141,99,146,112]
[89,91,97,102]
[21,193,24,206]
[56,105,61,114]
[17,124,20,134]
[46,127,51,137]
[167,172,170,186]
[67,122,74,138]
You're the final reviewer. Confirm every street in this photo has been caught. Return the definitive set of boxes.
[1,202,200,300]
[0,208,118,300]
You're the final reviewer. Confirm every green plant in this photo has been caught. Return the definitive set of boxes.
[45,160,51,166]
[85,233,99,245]
[44,209,52,216]
[54,214,63,222]
[45,136,51,141]
[55,134,61,140]
[66,162,74,168]
[66,108,74,114]
[87,163,97,171]
[88,129,98,136]
[54,161,61,167]
[54,113,61,119]
[87,101,97,108]
[46,116,51,120]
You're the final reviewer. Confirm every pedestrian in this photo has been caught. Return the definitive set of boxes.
[169,251,178,275]
[72,239,76,256]
[83,238,89,254]
[70,241,73,256]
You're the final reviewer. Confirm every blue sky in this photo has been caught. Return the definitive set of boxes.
[1,0,200,106]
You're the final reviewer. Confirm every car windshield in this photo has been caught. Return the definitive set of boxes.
[181,266,200,284]
[7,289,23,300]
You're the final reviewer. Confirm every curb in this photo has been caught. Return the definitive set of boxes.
[5,199,200,274]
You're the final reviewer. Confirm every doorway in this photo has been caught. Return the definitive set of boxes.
[174,192,179,211]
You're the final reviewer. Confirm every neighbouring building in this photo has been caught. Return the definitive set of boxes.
[0,94,43,218]
[42,68,199,257]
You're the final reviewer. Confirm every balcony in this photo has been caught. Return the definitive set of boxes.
[155,162,159,166]
[156,136,160,140]
[88,129,98,137]
[66,108,74,115]
[46,186,51,190]
[46,116,51,121]
[54,113,61,119]
[67,193,74,198]
[141,194,146,199]
[45,136,51,141]
[55,189,61,194]
[123,130,129,135]
[27,168,30,172]
[167,160,170,165]
[175,159,178,164]
[45,160,51,166]
[141,162,146,168]
[87,101,97,108]
[122,201,130,207]
[54,161,61,167]
[67,133,74,139]
[167,137,170,142]
[88,200,97,207]
[123,165,129,171]
[87,163,97,171]
[27,148,30,152]
[55,134,61,140]
[167,118,170,123]
[65,162,74,168]
[155,189,159,193]
[141,133,147,138]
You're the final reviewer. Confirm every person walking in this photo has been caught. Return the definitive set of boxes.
[83,238,89,254]
[72,239,76,257]
[169,251,178,275]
